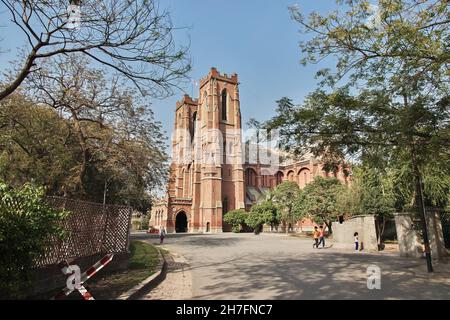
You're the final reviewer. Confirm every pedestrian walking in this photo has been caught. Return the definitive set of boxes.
[312,226,320,248]
[317,225,325,248]
[354,232,359,251]
[159,226,166,244]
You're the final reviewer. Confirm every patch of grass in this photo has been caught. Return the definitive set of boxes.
[87,241,160,299]
[128,240,160,270]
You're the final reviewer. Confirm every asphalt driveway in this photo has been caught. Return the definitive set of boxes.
[132,232,450,300]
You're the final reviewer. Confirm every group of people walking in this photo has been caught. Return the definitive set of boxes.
[159,224,361,251]
[312,226,325,248]
[312,226,361,251]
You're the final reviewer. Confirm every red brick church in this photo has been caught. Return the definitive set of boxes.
[150,68,348,233]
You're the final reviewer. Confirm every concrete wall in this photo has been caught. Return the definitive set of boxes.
[395,211,448,260]
[426,209,448,260]
[394,213,422,258]
[333,215,378,251]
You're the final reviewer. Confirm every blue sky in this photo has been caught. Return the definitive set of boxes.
[0,0,339,149]
[158,0,336,135]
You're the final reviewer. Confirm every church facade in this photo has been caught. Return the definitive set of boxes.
[150,68,348,233]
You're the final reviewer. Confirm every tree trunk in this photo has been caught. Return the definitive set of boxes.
[411,145,433,272]
[325,221,332,234]
[376,215,386,250]
[70,109,88,194]
[403,92,433,272]
[103,179,108,206]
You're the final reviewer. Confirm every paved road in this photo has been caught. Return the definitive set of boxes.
[139,251,192,300]
[132,232,450,300]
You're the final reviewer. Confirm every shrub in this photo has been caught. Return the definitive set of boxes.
[246,200,280,232]
[132,220,142,230]
[223,209,247,233]
[0,180,67,299]
[140,214,150,230]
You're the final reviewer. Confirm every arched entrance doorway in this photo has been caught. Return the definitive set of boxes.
[175,211,188,233]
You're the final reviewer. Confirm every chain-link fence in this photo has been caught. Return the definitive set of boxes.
[35,197,132,267]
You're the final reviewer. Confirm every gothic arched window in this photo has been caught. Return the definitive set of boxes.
[202,91,207,125]
[245,168,257,187]
[221,89,227,121]
[223,197,229,214]
[191,111,197,142]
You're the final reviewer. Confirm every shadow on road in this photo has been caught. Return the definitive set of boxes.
[131,232,450,300]
[191,251,449,300]
[131,232,243,248]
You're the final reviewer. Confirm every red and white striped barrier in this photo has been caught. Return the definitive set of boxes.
[52,253,114,300]
[77,285,95,300]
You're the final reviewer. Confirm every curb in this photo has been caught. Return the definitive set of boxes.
[117,243,167,300]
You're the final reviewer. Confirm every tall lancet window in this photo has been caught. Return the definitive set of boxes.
[203,91,207,125]
[221,89,227,121]
[191,111,197,142]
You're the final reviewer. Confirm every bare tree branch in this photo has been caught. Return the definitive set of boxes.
[0,0,191,100]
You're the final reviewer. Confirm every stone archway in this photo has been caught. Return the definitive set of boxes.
[297,168,311,188]
[175,211,188,233]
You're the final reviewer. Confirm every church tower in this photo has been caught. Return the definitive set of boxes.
[195,68,245,232]
[151,68,349,234]
[166,68,245,233]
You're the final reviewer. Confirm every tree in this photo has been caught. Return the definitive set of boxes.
[296,176,343,234]
[223,209,247,233]
[140,213,151,231]
[0,94,81,193]
[337,166,396,247]
[0,76,168,206]
[28,55,167,202]
[0,0,190,100]
[270,181,300,233]
[289,0,449,90]
[268,0,450,272]
[245,200,280,234]
[390,150,450,211]
[0,180,67,299]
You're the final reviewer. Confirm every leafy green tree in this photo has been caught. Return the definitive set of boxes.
[0,94,80,193]
[140,214,151,230]
[336,179,362,218]
[223,209,247,233]
[267,0,449,272]
[390,150,450,211]
[0,57,168,209]
[296,176,343,234]
[245,200,280,233]
[23,55,168,201]
[270,181,300,233]
[289,0,449,90]
[0,180,67,299]
[337,166,396,246]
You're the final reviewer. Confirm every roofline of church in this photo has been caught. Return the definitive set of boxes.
[176,94,198,109]
[199,67,238,89]
[175,67,238,110]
